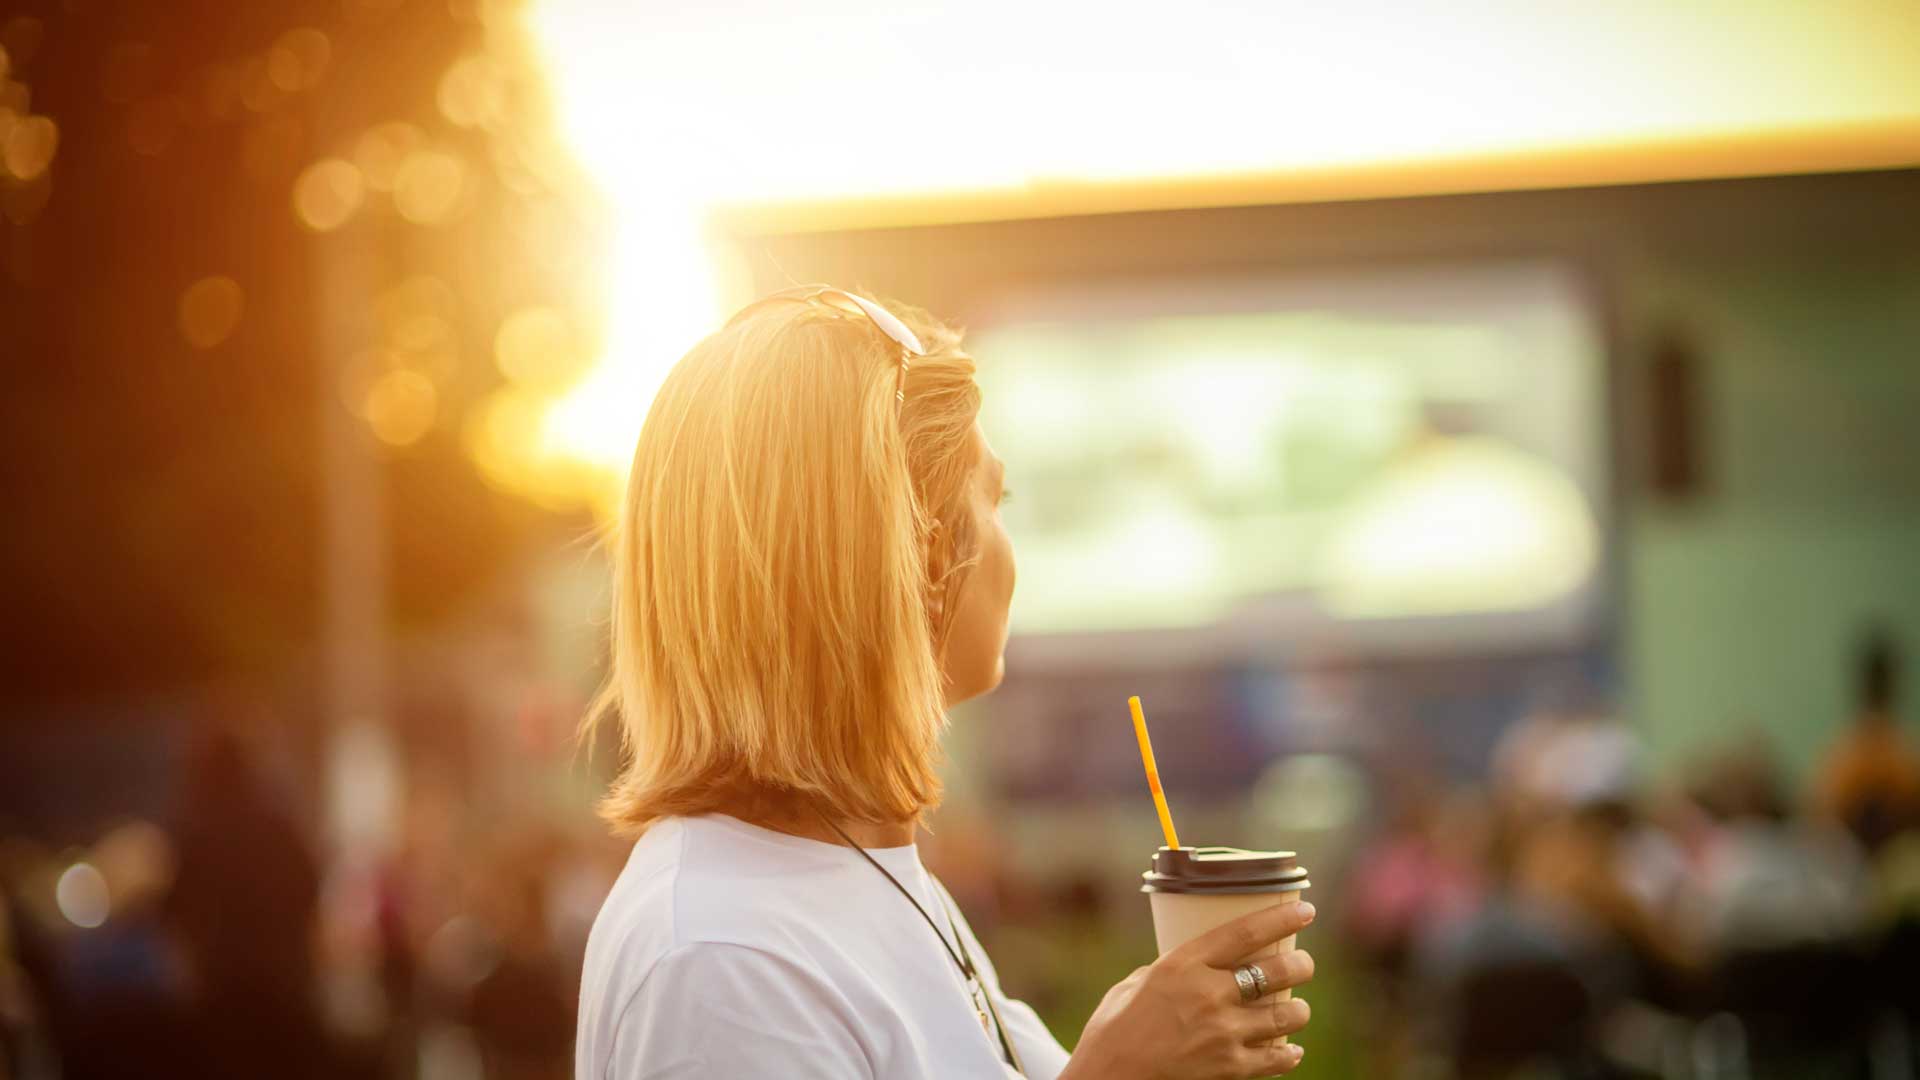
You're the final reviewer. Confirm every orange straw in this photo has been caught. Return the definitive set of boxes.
[1129,695,1181,850]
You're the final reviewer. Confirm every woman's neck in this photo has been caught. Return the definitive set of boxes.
[718,787,917,849]
[756,812,918,849]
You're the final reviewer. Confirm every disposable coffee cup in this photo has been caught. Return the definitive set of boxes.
[1142,847,1311,1044]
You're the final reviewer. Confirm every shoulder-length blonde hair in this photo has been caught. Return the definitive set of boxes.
[583,293,983,835]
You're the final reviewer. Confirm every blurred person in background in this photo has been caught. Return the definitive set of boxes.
[1347,770,1489,979]
[1684,739,1870,955]
[574,286,1318,1080]
[466,831,575,1080]
[1408,702,1700,1075]
[1344,774,1489,1076]
[1679,738,1876,1074]
[1813,628,1920,856]
[1507,710,1696,992]
[168,726,325,1079]
[0,844,53,1080]
[374,765,467,1042]
[1409,796,1612,1078]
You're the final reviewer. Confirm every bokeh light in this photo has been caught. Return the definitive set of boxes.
[352,121,424,192]
[178,275,245,349]
[268,28,332,93]
[293,157,365,232]
[391,311,453,357]
[336,275,464,439]
[437,53,508,130]
[92,821,178,911]
[463,389,541,489]
[363,369,439,446]
[392,148,466,226]
[376,275,458,347]
[54,862,109,929]
[240,54,287,113]
[3,113,57,181]
[338,348,388,418]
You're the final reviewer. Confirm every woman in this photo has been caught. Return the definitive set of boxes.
[576,286,1315,1079]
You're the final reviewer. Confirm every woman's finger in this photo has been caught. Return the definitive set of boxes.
[1225,994,1309,1045]
[1209,950,1316,1006]
[1243,1040,1307,1076]
[1178,901,1316,969]
[1268,949,1314,991]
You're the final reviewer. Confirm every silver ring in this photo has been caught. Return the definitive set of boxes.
[1232,964,1261,1004]
[1249,962,1270,997]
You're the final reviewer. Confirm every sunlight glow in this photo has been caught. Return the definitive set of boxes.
[518,0,1920,510]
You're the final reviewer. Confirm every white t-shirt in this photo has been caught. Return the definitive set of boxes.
[576,813,1072,1079]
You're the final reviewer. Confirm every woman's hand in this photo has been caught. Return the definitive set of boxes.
[1060,901,1316,1080]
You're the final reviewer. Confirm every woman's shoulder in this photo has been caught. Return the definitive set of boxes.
[576,816,879,1076]
[581,815,852,979]
[572,814,879,1076]
[578,821,687,994]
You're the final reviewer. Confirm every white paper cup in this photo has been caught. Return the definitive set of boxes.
[1143,847,1310,1046]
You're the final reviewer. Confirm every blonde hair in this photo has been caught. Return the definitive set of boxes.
[584,294,982,835]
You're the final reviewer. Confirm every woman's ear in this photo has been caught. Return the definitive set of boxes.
[924,518,949,627]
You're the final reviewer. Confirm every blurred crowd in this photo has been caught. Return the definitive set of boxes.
[1341,630,1920,1079]
[0,727,623,1080]
[3,632,1915,1080]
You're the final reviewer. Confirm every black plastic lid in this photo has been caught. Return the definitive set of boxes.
[1141,846,1311,895]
